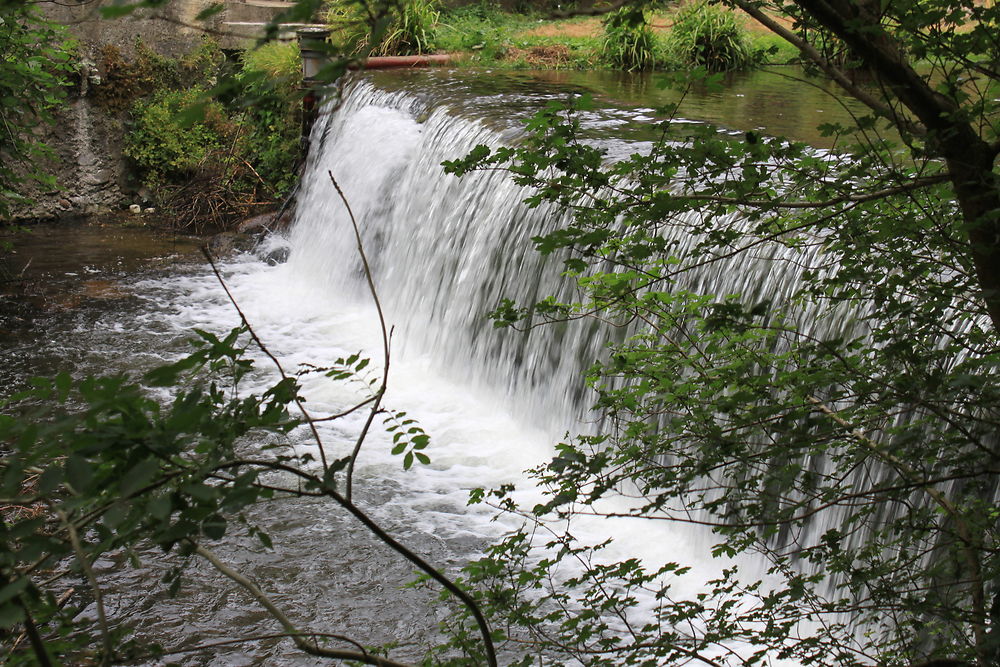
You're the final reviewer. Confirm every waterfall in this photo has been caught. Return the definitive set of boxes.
[285,73,994,660]
[289,76,869,435]
[290,78,604,434]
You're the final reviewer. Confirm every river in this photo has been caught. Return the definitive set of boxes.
[1,66,861,665]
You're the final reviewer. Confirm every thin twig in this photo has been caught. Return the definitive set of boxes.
[806,395,988,646]
[59,509,111,666]
[311,394,378,422]
[201,247,330,470]
[10,588,74,654]
[327,172,392,503]
[121,631,379,662]
[191,542,416,667]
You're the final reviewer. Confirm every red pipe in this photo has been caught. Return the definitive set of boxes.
[350,54,454,69]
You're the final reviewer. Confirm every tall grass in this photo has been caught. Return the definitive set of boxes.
[601,4,655,71]
[663,1,758,72]
[326,0,439,56]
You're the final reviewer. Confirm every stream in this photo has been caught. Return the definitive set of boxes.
[1,66,862,665]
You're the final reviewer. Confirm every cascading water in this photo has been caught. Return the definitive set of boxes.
[290,80,596,434]
[19,70,975,664]
[290,78,867,434]
[283,71,992,662]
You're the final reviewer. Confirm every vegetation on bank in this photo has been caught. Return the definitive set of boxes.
[0,5,74,221]
[325,0,797,70]
[115,39,302,231]
[0,0,795,230]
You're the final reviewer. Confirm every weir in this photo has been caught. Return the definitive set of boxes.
[289,75,870,436]
[280,72,995,660]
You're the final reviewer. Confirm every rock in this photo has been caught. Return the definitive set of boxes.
[238,210,293,233]
[129,204,141,214]
[83,169,112,185]
[144,207,155,214]
[262,246,290,266]
[207,232,238,256]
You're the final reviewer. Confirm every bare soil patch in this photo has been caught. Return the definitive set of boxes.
[505,44,574,67]
[516,7,794,39]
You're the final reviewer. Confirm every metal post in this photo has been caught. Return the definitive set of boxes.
[297,27,331,150]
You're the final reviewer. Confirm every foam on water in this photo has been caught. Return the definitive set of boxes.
[111,74,812,664]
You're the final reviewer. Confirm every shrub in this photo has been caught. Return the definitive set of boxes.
[601,4,656,72]
[663,1,758,72]
[124,88,234,186]
[0,4,73,218]
[122,41,302,228]
[92,39,223,113]
[235,41,303,197]
[434,1,510,54]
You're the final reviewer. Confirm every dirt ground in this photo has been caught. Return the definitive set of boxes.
[518,8,793,39]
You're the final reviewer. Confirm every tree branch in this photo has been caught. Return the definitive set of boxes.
[59,508,111,665]
[201,247,330,470]
[728,0,925,137]
[327,172,392,503]
[191,542,416,667]
[211,458,499,667]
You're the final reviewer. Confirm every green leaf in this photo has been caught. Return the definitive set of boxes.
[0,578,30,606]
[120,458,161,497]
[195,2,224,20]
[145,355,203,387]
[202,515,227,540]
[65,454,94,493]
[0,602,25,629]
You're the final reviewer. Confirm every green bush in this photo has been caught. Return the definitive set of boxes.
[236,42,302,196]
[122,41,303,226]
[0,4,74,217]
[434,1,510,53]
[124,88,234,186]
[601,4,656,72]
[663,1,758,71]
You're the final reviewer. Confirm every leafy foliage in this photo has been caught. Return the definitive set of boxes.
[90,38,222,113]
[0,4,74,219]
[0,323,464,664]
[119,39,302,229]
[124,88,234,185]
[440,0,1000,663]
[234,41,303,197]
[326,0,440,56]
[0,327,298,662]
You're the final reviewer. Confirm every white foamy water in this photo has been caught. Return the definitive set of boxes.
[99,75,816,665]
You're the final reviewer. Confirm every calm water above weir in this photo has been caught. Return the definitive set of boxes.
[366,66,865,148]
[1,67,857,665]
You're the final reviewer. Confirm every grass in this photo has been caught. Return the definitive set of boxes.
[334,1,805,71]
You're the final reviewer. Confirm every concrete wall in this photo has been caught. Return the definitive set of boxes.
[9,0,293,221]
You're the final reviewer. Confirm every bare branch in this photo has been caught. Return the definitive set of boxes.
[201,247,330,470]
[58,509,111,665]
[327,172,392,503]
[211,458,499,667]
